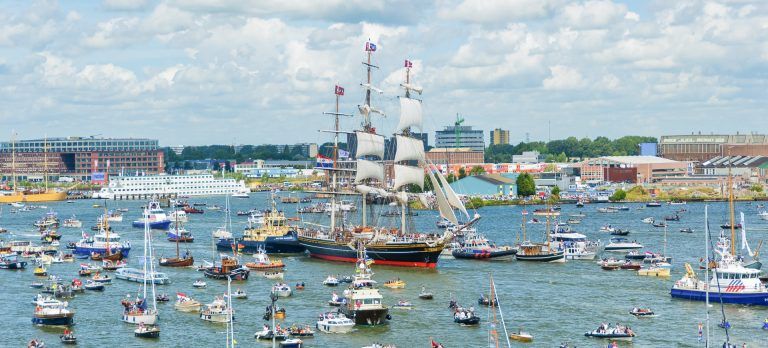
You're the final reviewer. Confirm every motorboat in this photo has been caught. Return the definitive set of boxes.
[166,229,194,243]
[263,271,284,280]
[641,217,654,224]
[271,283,292,297]
[0,253,27,269]
[620,261,642,270]
[280,339,303,348]
[62,216,82,228]
[418,287,434,300]
[652,221,667,228]
[610,229,630,236]
[121,295,158,325]
[199,296,233,323]
[131,201,171,230]
[32,298,75,326]
[680,227,694,233]
[509,327,534,343]
[193,279,207,288]
[174,293,202,312]
[638,263,671,277]
[328,292,344,306]
[629,307,656,317]
[254,327,289,341]
[134,324,160,338]
[392,300,413,310]
[604,238,643,252]
[287,325,315,337]
[227,288,247,299]
[60,331,77,345]
[453,307,480,326]
[316,311,355,333]
[83,280,104,291]
[759,211,768,221]
[202,255,250,281]
[323,275,340,286]
[383,278,406,289]
[646,202,662,207]
[91,272,112,283]
[550,229,599,260]
[245,249,285,271]
[584,323,636,341]
[451,233,516,261]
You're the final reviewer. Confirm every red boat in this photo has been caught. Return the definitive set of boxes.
[183,207,204,214]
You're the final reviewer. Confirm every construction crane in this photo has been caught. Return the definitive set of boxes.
[454,114,464,148]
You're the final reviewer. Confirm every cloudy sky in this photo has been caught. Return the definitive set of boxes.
[1,0,767,146]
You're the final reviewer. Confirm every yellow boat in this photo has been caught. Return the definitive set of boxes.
[33,266,48,276]
[383,279,406,289]
[638,265,671,277]
[509,328,533,343]
[0,190,67,204]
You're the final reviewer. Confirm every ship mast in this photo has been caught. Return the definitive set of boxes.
[727,148,735,256]
[323,86,352,234]
[43,136,48,192]
[11,132,16,192]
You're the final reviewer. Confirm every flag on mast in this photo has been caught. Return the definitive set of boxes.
[404,59,413,68]
[335,85,344,96]
[316,154,334,169]
[365,42,377,52]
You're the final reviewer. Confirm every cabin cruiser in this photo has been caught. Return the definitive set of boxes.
[550,226,600,260]
[200,296,233,323]
[114,268,171,285]
[451,233,517,261]
[316,311,355,333]
[604,238,643,253]
[131,201,171,230]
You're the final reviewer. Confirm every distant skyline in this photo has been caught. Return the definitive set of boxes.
[1,1,767,146]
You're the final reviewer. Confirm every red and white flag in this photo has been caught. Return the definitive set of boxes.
[335,85,344,96]
[365,41,377,52]
[404,59,413,68]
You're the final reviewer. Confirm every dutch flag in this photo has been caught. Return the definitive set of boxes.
[316,155,334,169]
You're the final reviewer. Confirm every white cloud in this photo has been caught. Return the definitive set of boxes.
[438,0,561,23]
[559,0,629,29]
[542,65,584,90]
[103,0,151,11]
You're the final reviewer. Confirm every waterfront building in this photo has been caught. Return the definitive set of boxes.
[449,173,518,196]
[512,151,542,164]
[579,156,688,184]
[233,160,300,178]
[435,125,485,151]
[698,155,768,180]
[0,137,162,182]
[425,148,484,166]
[490,128,510,145]
[659,133,768,162]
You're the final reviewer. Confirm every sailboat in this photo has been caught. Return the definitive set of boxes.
[159,213,194,267]
[486,274,514,347]
[120,207,160,325]
[738,212,762,270]
[515,203,565,262]
[204,196,249,280]
[298,47,448,268]
[0,135,68,203]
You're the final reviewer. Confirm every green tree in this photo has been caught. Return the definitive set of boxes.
[551,186,560,197]
[458,167,467,179]
[750,184,763,193]
[610,189,627,202]
[516,173,536,197]
[469,166,485,176]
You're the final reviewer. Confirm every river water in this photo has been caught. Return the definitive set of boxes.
[2,194,767,347]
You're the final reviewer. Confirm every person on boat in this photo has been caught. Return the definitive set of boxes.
[763,318,768,330]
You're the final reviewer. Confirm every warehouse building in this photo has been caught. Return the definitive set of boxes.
[579,156,688,184]
[449,173,518,196]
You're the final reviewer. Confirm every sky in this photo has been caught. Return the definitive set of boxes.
[1,0,767,147]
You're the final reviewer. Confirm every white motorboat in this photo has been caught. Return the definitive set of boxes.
[604,238,643,252]
[759,211,768,221]
[271,283,292,298]
[263,271,284,280]
[200,296,233,323]
[174,293,202,312]
[193,279,207,288]
[114,268,171,285]
[641,217,654,224]
[323,275,340,286]
[169,210,188,223]
[316,311,355,333]
[550,230,599,260]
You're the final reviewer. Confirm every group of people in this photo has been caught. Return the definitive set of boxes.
[593,322,634,336]
[121,295,147,314]
[452,305,476,321]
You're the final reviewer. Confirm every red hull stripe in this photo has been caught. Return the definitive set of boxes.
[310,253,437,268]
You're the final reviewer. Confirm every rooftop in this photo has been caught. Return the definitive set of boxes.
[598,156,681,165]
[700,155,768,168]
[427,147,482,153]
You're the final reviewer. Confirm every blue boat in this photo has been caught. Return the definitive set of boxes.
[73,230,131,257]
[132,219,172,230]
[132,200,172,230]
[32,299,74,326]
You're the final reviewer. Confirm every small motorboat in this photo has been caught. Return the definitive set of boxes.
[453,308,480,326]
[60,331,77,345]
[263,305,287,320]
[418,287,434,300]
[720,223,741,230]
[263,271,284,280]
[295,282,305,290]
[33,266,48,276]
[641,217,654,224]
[30,281,44,289]
[91,273,112,283]
[664,214,680,221]
[339,275,353,283]
[272,283,292,298]
[637,264,671,277]
[383,278,406,289]
[322,275,339,286]
[509,327,533,342]
[174,293,202,312]
[478,295,497,306]
[156,293,170,302]
[254,327,289,341]
[601,264,620,271]
[228,289,247,299]
[620,262,642,271]
[584,324,635,341]
[134,324,160,338]
[629,307,656,317]
[392,300,414,310]
[328,292,344,307]
[652,222,667,228]
[680,227,694,233]
[316,311,355,333]
[599,225,616,232]
[610,229,630,236]
[193,279,207,288]
[280,338,303,348]
[84,280,105,291]
[288,325,315,337]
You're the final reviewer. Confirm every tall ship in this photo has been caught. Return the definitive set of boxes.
[216,195,304,254]
[92,173,247,199]
[339,245,390,325]
[0,135,68,203]
[298,44,449,268]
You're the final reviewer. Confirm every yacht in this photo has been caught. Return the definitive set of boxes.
[550,227,600,260]
[604,238,643,253]
[114,268,171,285]
[200,296,233,323]
[93,174,247,199]
[231,188,250,199]
[316,311,355,333]
[339,247,389,326]
[132,200,171,230]
[32,298,74,326]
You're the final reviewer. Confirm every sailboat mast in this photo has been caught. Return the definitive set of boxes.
[490,275,512,348]
[663,223,667,257]
[521,203,526,242]
[11,132,16,192]
[175,211,180,259]
[329,91,340,234]
[43,136,48,192]
[488,274,498,348]
[142,207,149,300]
[727,153,735,256]
[704,206,710,348]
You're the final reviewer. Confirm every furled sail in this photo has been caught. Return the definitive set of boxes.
[395,191,409,204]
[393,164,423,190]
[740,212,754,257]
[394,135,425,162]
[435,168,470,219]
[354,159,384,183]
[355,131,385,159]
[396,97,423,132]
[427,169,458,224]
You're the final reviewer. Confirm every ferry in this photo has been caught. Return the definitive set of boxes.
[670,234,768,306]
[73,231,131,257]
[92,174,247,199]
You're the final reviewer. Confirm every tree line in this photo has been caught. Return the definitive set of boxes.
[485,136,657,163]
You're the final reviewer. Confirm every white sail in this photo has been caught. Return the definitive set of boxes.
[393,164,423,190]
[436,168,470,219]
[394,135,425,162]
[417,193,430,208]
[358,104,385,117]
[427,169,458,224]
[740,212,754,257]
[396,97,422,132]
[395,191,409,204]
[356,184,389,197]
[354,160,384,183]
[355,131,385,159]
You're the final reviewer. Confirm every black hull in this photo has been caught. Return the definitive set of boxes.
[340,307,389,326]
[516,252,565,262]
[203,268,250,280]
[217,233,305,254]
[452,249,517,260]
[299,237,443,268]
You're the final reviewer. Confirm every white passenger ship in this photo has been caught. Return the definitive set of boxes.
[92,174,247,199]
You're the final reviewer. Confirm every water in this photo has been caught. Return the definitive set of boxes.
[2,195,767,347]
